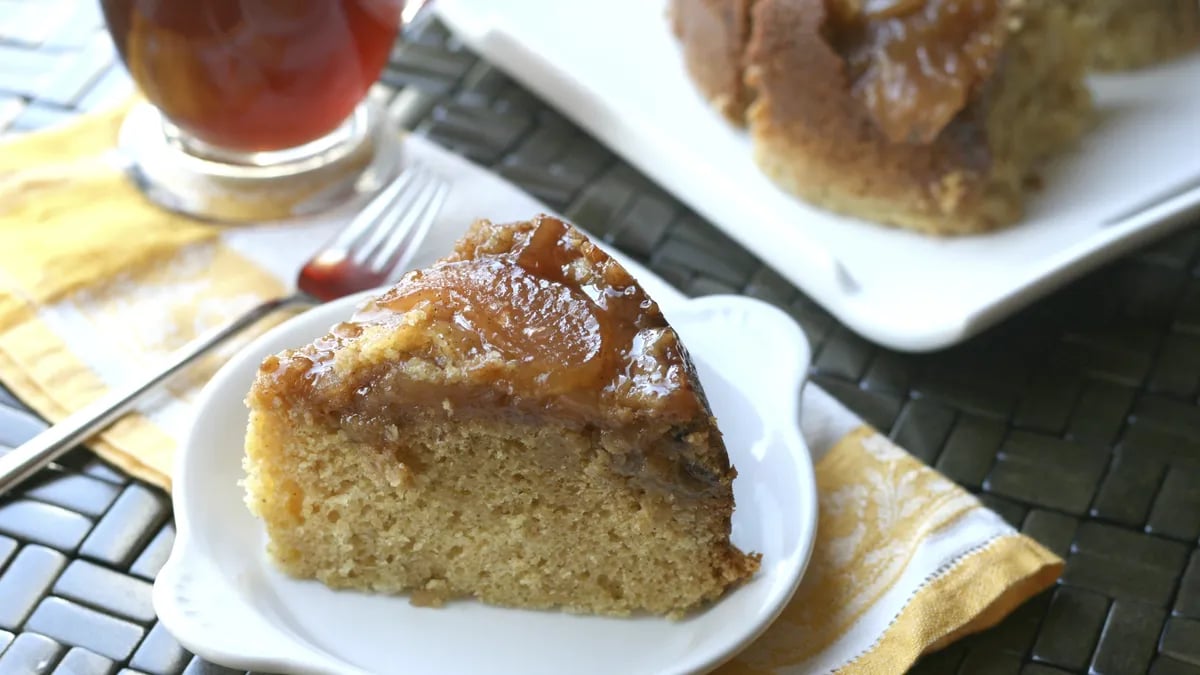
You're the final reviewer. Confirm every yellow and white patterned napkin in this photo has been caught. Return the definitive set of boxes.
[720,387,1060,673]
[0,107,1060,673]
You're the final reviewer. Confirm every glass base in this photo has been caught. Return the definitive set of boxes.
[117,98,401,222]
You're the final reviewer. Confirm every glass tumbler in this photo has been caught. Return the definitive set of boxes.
[101,0,409,221]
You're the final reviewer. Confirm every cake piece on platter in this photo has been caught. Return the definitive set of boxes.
[672,0,1094,235]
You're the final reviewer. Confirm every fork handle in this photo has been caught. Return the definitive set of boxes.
[0,293,310,495]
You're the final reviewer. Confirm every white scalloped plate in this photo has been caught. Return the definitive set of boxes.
[434,0,1200,351]
[153,284,817,675]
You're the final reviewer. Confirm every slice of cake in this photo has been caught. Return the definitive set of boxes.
[243,215,760,616]
[671,0,1093,235]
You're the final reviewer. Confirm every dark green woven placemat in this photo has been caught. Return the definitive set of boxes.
[1,6,1198,674]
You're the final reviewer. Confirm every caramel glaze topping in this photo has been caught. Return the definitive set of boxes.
[256,215,728,496]
[830,0,1006,144]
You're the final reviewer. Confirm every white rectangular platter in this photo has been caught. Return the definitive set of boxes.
[434,0,1200,351]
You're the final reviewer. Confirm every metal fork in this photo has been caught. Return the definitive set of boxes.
[0,164,449,495]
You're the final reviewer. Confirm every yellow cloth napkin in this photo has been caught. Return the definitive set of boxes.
[0,107,1060,673]
[720,393,1061,673]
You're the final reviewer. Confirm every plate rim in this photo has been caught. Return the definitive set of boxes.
[153,289,818,675]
